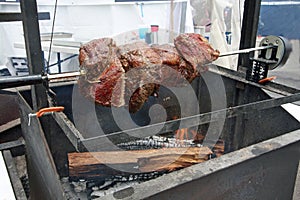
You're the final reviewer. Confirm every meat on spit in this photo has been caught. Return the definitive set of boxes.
[78,33,220,113]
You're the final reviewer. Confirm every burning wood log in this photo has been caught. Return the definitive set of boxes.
[212,140,225,158]
[68,147,212,180]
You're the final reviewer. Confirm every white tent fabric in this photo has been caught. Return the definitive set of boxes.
[0,1,194,73]
[0,0,245,72]
[209,0,244,70]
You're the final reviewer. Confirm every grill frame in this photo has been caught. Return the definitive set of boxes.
[4,0,300,198]
[17,65,300,199]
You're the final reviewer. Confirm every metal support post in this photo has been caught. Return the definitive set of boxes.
[238,0,262,73]
[20,0,48,110]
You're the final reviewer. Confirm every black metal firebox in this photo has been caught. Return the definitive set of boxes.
[17,65,300,199]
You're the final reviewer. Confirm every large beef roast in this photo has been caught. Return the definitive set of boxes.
[78,38,125,107]
[151,44,198,83]
[174,33,220,72]
[118,42,161,112]
[78,33,219,112]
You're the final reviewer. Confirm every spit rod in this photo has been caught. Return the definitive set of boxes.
[0,45,275,89]
[219,45,274,57]
[0,71,81,89]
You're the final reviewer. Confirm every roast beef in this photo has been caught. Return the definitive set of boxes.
[174,33,220,72]
[151,44,198,83]
[78,33,219,112]
[78,38,125,107]
[118,41,162,112]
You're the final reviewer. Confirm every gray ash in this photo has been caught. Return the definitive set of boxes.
[117,135,201,150]
[65,171,166,199]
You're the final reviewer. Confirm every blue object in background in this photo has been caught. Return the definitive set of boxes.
[258,3,300,39]
[139,27,148,39]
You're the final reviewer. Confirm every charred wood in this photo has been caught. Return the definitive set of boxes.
[68,147,212,180]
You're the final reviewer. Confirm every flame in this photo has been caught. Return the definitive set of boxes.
[174,128,199,141]
[175,128,188,140]
[172,117,203,142]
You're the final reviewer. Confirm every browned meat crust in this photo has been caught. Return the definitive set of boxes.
[78,33,219,112]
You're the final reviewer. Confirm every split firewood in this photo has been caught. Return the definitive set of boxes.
[212,140,225,157]
[68,147,212,180]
